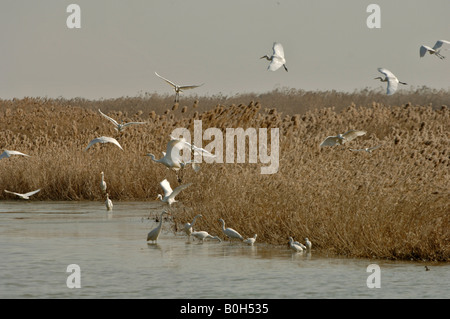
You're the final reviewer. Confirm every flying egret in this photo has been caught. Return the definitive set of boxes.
[305,238,312,251]
[4,189,40,200]
[85,136,123,151]
[374,68,407,95]
[147,211,169,243]
[156,179,192,206]
[98,109,146,132]
[350,145,382,153]
[420,40,450,60]
[289,237,304,252]
[218,218,244,241]
[243,234,257,246]
[146,138,188,181]
[261,42,288,72]
[0,150,31,160]
[183,214,202,238]
[191,231,222,243]
[155,72,203,103]
[105,193,113,211]
[100,171,107,194]
[320,130,367,147]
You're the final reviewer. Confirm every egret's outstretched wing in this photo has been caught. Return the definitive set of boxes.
[420,45,433,57]
[98,109,119,126]
[168,183,192,201]
[368,145,382,152]
[85,136,123,151]
[433,40,450,51]
[166,138,186,161]
[272,42,285,58]
[155,72,177,88]
[268,58,284,71]
[23,189,41,197]
[159,179,173,198]
[0,150,31,159]
[179,84,203,91]
[121,121,147,128]
[320,136,340,147]
[342,130,367,142]
[377,68,399,95]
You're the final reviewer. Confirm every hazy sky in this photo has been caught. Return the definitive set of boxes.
[1,0,449,99]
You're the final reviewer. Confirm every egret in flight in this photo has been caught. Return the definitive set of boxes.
[350,145,382,153]
[0,150,30,160]
[420,40,450,60]
[261,42,288,72]
[320,130,367,147]
[191,231,222,243]
[98,109,146,132]
[218,218,244,242]
[156,179,192,206]
[147,211,169,243]
[85,136,123,151]
[4,189,40,200]
[155,72,203,103]
[374,68,407,95]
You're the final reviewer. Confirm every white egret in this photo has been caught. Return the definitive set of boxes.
[289,237,304,252]
[305,238,312,251]
[243,234,257,246]
[155,72,203,103]
[420,40,450,60]
[350,145,382,153]
[98,109,146,132]
[183,214,202,238]
[293,240,307,250]
[147,211,169,243]
[85,136,123,151]
[320,130,367,147]
[0,150,31,160]
[156,179,192,206]
[146,138,187,181]
[261,42,288,72]
[105,193,113,211]
[218,218,244,241]
[4,189,40,200]
[100,171,107,194]
[374,68,407,95]
[191,231,222,243]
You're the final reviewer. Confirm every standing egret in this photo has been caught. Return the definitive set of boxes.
[183,214,202,238]
[420,40,450,60]
[98,109,146,132]
[155,72,203,103]
[305,238,312,251]
[85,136,123,151]
[289,237,304,252]
[191,231,222,243]
[147,211,169,243]
[4,189,40,200]
[261,42,288,72]
[243,234,257,246]
[105,193,113,211]
[0,150,31,160]
[320,130,367,147]
[100,171,107,194]
[218,218,244,241]
[156,179,192,206]
[350,145,382,153]
[374,68,407,95]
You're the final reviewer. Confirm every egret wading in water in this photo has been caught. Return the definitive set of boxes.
[320,130,367,147]
[289,237,304,252]
[374,68,407,95]
[98,109,146,133]
[261,42,288,72]
[156,179,192,207]
[183,214,202,239]
[191,231,222,243]
[243,234,257,246]
[147,211,169,243]
[420,40,450,60]
[218,218,244,242]
[155,72,203,103]
[305,238,312,251]
[85,136,123,151]
[0,150,31,160]
[105,193,113,211]
[4,189,40,200]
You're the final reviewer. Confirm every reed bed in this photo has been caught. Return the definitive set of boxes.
[0,90,448,261]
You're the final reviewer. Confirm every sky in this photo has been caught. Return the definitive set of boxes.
[1,0,449,99]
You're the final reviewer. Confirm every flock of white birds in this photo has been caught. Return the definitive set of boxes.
[2,38,448,253]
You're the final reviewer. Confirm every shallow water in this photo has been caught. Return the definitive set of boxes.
[0,201,447,299]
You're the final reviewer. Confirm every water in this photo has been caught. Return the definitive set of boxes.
[0,201,448,299]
